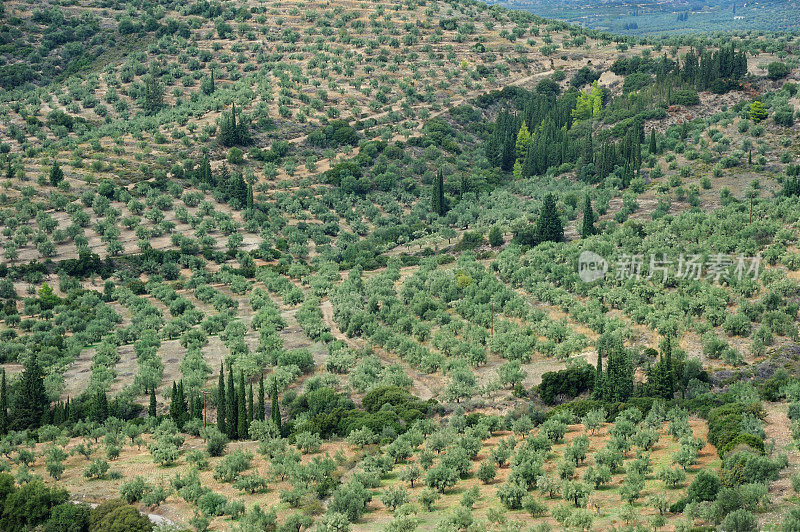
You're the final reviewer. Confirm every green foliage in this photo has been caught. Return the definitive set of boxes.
[44,503,91,532]
[748,101,768,123]
[539,363,594,405]
[767,62,790,80]
[687,470,720,502]
[329,480,372,522]
[0,480,69,532]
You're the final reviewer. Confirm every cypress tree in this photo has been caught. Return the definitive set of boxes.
[257,376,265,422]
[170,381,187,428]
[170,381,179,424]
[431,170,446,216]
[11,355,48,430]
[248,382,254,423]
[237,372,248,440]
[536,193,563,244]
[217,364,226,434]
[199,155,213,185]
[246,183,254,209]
[178,381,187,426]
[149,387,157,418]
[49,160,63,186]
[226,366,237,440]
[663,336,674,398]
[594,347,604,401]
[0,369,7,434]
[271,380,281,433]
[649,129,657,154]
[605,342,634,402]
[93,390,108,423]
[580,195,596,238]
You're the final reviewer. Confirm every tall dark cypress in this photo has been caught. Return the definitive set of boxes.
[256,376,265,422]
[649,129,657,155]
[237,372,248,440]
[580,195,596,238]
[11,355,48,430]
[149,387,157,418]
[226,366,237,440]
[217,364,226,434]
[248,382,254,423]
[271,380,281,433]
[170,381,179,424]
[94,390,109,423]
[431,170,446,216]
[178,381,187,426]
[594,347,604,401]
[0,369,7,434]
[536,193,563,244]
[663,336,674,398]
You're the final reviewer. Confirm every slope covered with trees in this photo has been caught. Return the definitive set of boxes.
[0,0,797,529]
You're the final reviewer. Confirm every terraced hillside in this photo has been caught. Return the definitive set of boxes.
[0,0,798,530]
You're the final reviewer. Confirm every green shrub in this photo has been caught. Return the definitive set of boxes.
[767,61,790,80]
[0,480,69,531]
[686,470,720,502]
[538,363,594,405]
[671,89,700,106]
[120,476,149,503]
[44,502,91,532]
[720,509,758,532]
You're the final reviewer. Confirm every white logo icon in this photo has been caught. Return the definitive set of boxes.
[578,251,608,283]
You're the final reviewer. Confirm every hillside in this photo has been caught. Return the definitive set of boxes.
[0,0,798,530]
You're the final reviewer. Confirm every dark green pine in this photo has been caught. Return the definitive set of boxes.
[256,376,265,422]
[237,372,248,440]
[217,364,226,434]
[226,366,237,440]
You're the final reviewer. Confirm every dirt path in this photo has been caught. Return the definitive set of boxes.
[760,401,799,527]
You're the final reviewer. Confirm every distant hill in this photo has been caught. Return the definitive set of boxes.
[490,0,800,35]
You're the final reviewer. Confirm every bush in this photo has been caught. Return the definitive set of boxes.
[783,508,800,531]
[767,62,790,80]
[774,107,795,127]
[671,89,700,106]
[197,491,228,517]
[687,470,720,502]
[721,433,765,457]
[723,313,751,337]
[93,505,152,532]
[84,459,110,479]
[488,226,504,247]
[498,481,527,509]
[707,402,763,456]
[722,451,787,486]
[120,476,149,503]
[213,450,253,483]
[44,503,91,532]
[88,500,127,531]
[538,363,594,405]
[202,426,228,457]
[329,480,372,522]
[0,480,69,531]
[721,509,758,532]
